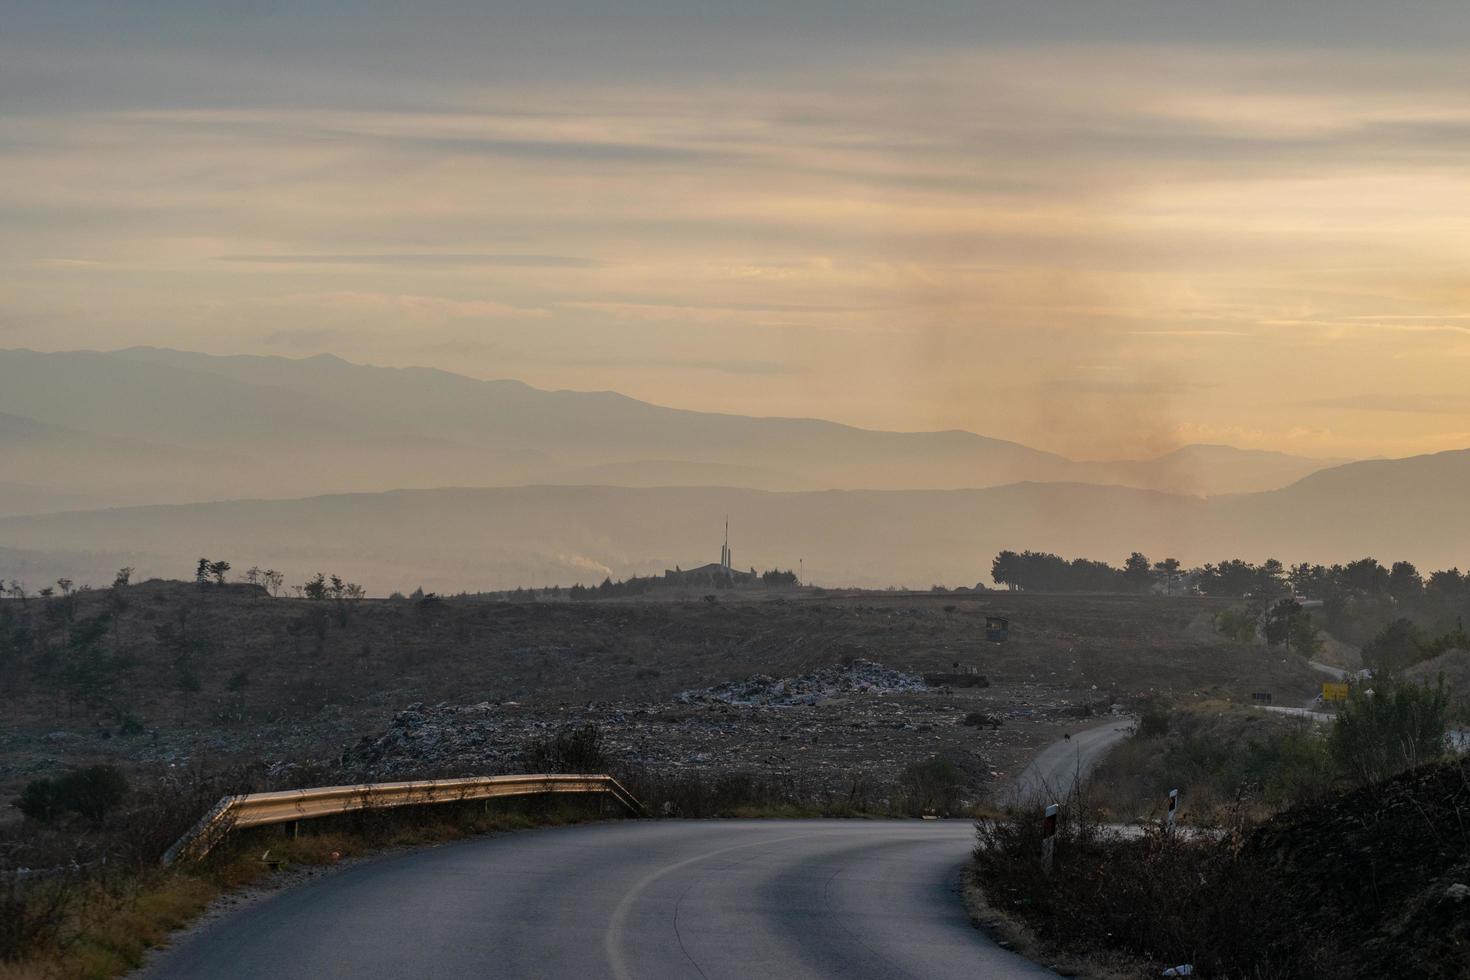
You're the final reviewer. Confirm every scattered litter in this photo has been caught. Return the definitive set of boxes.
[676,660,925,707]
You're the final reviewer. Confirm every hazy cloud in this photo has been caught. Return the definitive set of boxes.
[220,253,601,268]
[1299,394,1470,415]
[3,6,1470,457]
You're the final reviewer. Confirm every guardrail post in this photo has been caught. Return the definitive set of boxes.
[1041,803,1059,875]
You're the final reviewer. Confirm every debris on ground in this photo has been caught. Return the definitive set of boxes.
[675,659,926,706]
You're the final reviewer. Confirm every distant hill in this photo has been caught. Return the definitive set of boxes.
[2,449,1464,593]
[0,348,1339,508]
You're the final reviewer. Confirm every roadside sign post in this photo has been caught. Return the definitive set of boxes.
[1165,788,1179,835]
[1041,803,1059,874]
[1322,681,1349,702]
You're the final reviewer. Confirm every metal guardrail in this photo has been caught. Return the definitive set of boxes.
[161,773,646,865]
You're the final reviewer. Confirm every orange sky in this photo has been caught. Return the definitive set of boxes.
[4,8,1470,460]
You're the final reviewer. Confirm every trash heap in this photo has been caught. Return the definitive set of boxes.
[676,659,927,707]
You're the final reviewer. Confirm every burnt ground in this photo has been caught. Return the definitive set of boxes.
[0,583,1320,813]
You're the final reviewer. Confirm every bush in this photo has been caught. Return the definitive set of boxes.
[0,879,70,963]
[1362,618,1428,675]
[1161,726,1334,809]
[15,765,130,823]
[1137,703,1171,738]
[973,795,1283,976]
[976,757,1470,980]
[524,724,609,774]
[1330,679,1449,784]
[899,756,964,815]
[1215,607,1258,644]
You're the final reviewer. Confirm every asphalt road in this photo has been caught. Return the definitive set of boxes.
[1004,718,1134,804]
[142,820,1058,980]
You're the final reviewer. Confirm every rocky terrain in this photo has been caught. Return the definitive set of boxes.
[335,660,1122,802]
[0,583,1321,812]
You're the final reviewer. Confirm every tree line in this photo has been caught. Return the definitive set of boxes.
[991,550,1468,607]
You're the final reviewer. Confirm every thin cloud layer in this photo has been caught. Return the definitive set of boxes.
[2,5,1469,458]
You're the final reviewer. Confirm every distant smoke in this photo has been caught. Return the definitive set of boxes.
[557,553,615,578]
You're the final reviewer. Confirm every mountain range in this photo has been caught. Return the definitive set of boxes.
[2,346,1461,593]
[0,347,1341,516]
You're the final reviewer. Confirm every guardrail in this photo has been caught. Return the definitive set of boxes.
[161,773,646,865]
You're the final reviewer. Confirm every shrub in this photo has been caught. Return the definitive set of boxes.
[1362,618,1427,676]
[0,879,70,963]
[1215,607,1258,644]
[899,756,964,815]
[1137,703,1171,738]
[15,765,130,823]
[1161,726,1334,808]
[1330,679,1449,784]
[524,724,608,774]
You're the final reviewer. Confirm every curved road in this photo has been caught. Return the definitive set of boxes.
[1005,718,1134,803]
[143,820,1058,979]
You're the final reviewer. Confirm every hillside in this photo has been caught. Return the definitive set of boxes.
[2,447,1467,592]
[0,348,1338,506]
[0,584,1312,805]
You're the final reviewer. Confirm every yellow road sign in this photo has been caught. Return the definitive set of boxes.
[1322,681,1349,702]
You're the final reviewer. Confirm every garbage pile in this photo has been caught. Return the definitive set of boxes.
[676,659,927,707]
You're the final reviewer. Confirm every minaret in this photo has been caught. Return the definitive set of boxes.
[721,516,731,571]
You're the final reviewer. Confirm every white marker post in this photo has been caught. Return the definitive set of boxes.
[1165,788,1179,835]
[1041,803,1059,875]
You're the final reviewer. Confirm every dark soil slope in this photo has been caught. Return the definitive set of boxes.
[1243,756,1470,979]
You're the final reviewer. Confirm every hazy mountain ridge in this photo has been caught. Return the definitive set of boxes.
[1,348,1339,506]
[2,449,1464,594]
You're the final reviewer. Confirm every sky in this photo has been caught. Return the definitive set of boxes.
[4,1,1470,461]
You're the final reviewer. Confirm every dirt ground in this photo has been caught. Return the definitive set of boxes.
[0,584,1321,811]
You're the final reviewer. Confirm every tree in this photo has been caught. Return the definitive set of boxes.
[1287,562,1329,598]
[1152,558,1182,595]
[1263,598,1301,648]
[1361,618,1426,676]
[1123,552,1152,592]
[303,573,328,601]
[1216,607,1258,645]
[1287,613,1322,657]
[196,558,211,587]
[262,569,285,597]
[991,551,1021,590]
[1388,561,1423,602]
[1256,559,1286,596]
[112,567,134,589]
[243,566,262,587]
[208,561,231,586]
[1197,559,1259,597]
[1426,568,1466,603]
[1340,558,1390,595]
